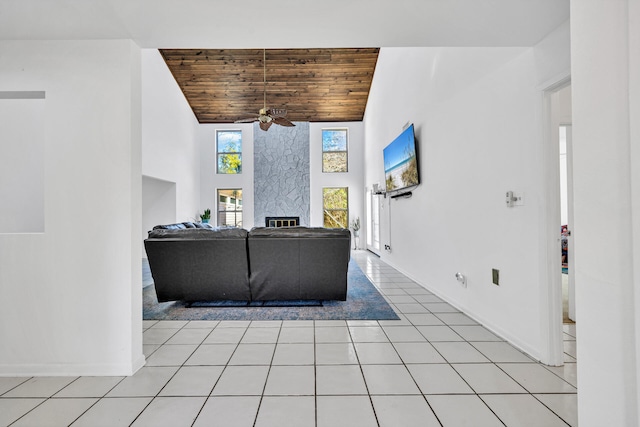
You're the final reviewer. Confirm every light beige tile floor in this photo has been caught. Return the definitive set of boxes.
[0,251,577,426]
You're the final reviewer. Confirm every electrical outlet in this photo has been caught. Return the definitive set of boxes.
[492,269,500,286]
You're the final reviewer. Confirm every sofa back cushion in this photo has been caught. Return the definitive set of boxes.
[152,221,214,231]
[248,226,350,239]
[148,227,247,240]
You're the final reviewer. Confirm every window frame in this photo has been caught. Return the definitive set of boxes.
[322,187,349,229]
[216,129,243,174]
[321,128,349,173]
[217,188,243,227]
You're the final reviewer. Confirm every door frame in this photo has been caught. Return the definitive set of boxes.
[366,187,381,255]
[562,124,576,321]
[540,74,571,366]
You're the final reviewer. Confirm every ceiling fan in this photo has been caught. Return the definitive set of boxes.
[235,49,296,131]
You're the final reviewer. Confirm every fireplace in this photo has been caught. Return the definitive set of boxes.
[266,217,300,227]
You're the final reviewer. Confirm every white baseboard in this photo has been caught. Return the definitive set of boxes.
[0,353,147,377]
[381,258,542,363]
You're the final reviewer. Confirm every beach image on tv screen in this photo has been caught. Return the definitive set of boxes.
[384,127,418,191]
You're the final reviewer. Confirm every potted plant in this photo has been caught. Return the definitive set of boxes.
[200,208,211,224]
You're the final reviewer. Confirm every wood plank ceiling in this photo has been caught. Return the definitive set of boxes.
[160,48,380,124]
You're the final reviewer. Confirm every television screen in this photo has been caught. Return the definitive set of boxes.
[383,124,419,192]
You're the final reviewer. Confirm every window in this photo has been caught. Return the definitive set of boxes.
[217,130,242,174]
[323,187,348,228]
[217,189,243,227]
[322,129,348,172]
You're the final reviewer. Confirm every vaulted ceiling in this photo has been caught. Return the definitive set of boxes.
[1,1,569,125]
[160,48,380,124]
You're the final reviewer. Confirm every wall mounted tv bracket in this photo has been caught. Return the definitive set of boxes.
[390,191,412,199]
[372,183,387,197]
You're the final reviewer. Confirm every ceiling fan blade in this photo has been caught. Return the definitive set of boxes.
[259,121,273,131]
[235,117,259,123]
[272,116,296,127]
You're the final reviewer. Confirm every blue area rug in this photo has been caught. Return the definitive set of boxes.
[143,260,399,321]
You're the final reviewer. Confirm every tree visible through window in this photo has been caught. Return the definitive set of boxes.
[323,187,348,228]
[217,130,242,174]
[217,189,243,227]
[322,129,348,172]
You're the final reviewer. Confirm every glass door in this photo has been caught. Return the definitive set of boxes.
[366,189,381,254]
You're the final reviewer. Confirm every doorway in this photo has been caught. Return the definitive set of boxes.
[543,80,575,366]
[366,189,381,255]
[559,124,576,323]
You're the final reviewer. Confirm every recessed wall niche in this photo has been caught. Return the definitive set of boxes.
[0,92,45,233]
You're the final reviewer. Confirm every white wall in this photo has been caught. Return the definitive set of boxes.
[142,49,200,225]
[0,40,144,375]
[0,96,45,233]
[199,124,255,229]
[363,21,570,361]
[310,122,365,231]
[571,1,639,425]
[142,176,176,249]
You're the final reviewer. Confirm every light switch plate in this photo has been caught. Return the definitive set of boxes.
[514,192,524,206]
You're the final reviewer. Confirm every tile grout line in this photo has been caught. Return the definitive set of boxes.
[346,321,382,427]
[129,320,197,426]
[376,317,446,427]
[140,321,233,425]
[187,321,230,427]
[251,321,283,427]
[313,319,318,427]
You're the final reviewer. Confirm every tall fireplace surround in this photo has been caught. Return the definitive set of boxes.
[253,122,310,227]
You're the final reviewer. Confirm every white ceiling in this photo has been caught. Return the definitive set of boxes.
[0,0,569,48]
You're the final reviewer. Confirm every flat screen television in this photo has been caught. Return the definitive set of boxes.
[383,124,419,192]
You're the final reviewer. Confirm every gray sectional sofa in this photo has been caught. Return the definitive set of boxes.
[144,223,351,303]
